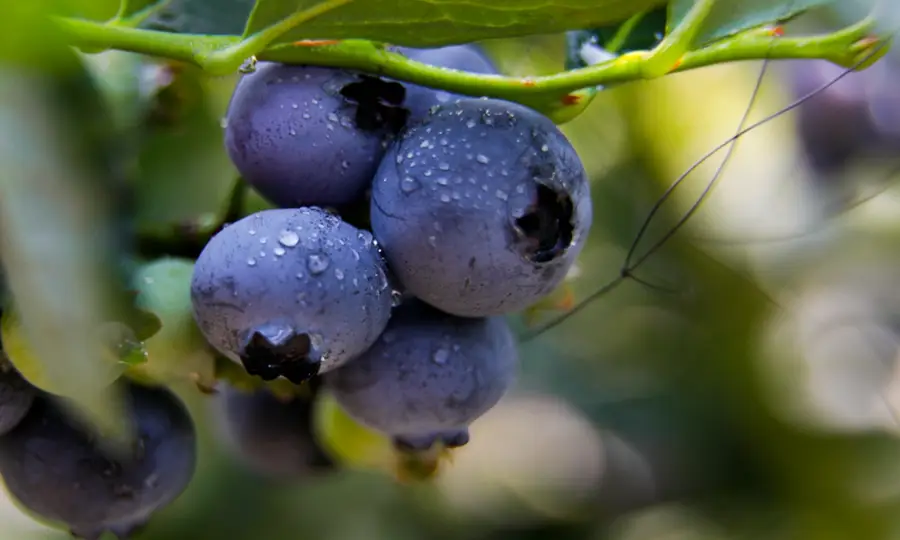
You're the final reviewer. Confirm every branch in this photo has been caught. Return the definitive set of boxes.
[54,14,889,122]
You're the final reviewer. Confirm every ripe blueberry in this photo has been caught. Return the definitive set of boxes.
[791,58,900,175]
[224,62,408,208]
[190,207,393,383]
[213,384,333,478]
[325,300,518,451]
[0,382,196,540]
[370,98,592,316]
[397,45,499,122]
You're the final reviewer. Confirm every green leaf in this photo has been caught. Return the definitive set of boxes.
[245,0,667,48]
[668,0,837,44]
[140,0,255,35]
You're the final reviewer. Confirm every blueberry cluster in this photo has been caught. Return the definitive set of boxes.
[192,46,593,452]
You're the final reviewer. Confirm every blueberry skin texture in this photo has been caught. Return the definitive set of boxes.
[325,301,518,449]
[190,207,392,382]
[396,45,498,122]
[214,385,333,478]
[370,98,592,317]
[0,368,35,436]
[224,62,405,208]
[0,383,196,540]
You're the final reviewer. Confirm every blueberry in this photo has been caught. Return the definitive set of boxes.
[0,367,34,436]
[190,207,393,383]
[370,98,592,317]
[396,45,499,122]
[213,384,333,478]
[0,382,196,540]
[791,58,900,175]
[324,300,518,450]
[224,62,408,208]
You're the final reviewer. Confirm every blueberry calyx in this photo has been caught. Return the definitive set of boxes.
[514,183,575,263]
[239,325,320,384]
[339,75,409,134]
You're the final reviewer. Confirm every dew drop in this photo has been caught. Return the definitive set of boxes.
[440,193,451,203]
[400,176,421,193]
[432,349,450,365]
[307,254,330,275]
[273,247,286,257]
[291,103,299,109]
[495,190,509,201]
[278,229,300,247]
[475,154,490,164]
[259,237,268,245]
[541,144,549,152]
[296,272,305,279]
[465,119,476,128]
[350,248,360,261]
[391,290,403,307]
[335,268,344,280]
[248,229,257,236]
[219,117,228,129]
[428,235,437,248]
[302,112,311,119]
[246,258,257,266]
[437,177,449,186]
[438,162,451,171]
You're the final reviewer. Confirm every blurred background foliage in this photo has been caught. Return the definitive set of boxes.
[4,4,900,540]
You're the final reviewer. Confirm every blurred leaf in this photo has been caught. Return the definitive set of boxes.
[140,0,255,35]
[668,0,837,44]
[126,257,216,388]
[134,64,238,235]
[118,0,164,18]
[0,9,131,438]
[246,0,667,48]
[566,8,667,69]
[82,50,150,138]
[313,389,395,471]
[55,0,120,21]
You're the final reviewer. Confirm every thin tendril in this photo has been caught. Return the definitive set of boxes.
[523,17,894,343]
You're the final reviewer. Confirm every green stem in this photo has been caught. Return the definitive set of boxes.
[637,0,716,77]
[605,11,649,54]
[111,0,175,28]
[201,0,357,75]
[55,14,885,119]
[55,16,237,65]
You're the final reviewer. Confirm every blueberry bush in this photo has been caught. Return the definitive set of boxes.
[0,1,899,539]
